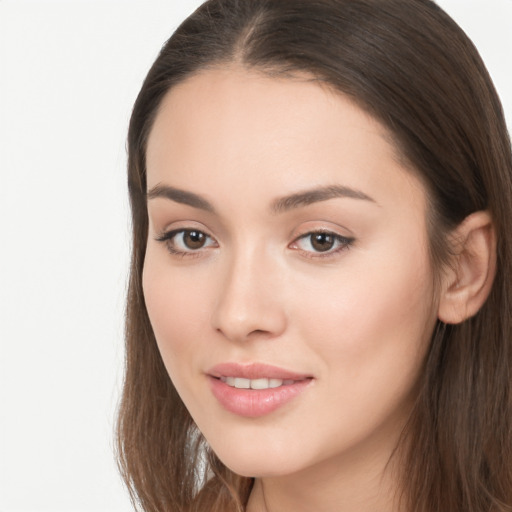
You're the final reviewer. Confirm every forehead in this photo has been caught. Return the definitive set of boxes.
[148,67,393,158]
[146,66,426,215]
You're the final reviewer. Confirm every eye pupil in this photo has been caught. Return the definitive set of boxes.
[184,230,206,249]
[311,233,334,252]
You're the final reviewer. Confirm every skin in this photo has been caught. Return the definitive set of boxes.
[143,67,441,512]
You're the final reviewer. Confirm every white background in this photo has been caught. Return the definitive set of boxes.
[0,1,510,510]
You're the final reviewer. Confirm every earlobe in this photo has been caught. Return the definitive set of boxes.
[437,211,496,324]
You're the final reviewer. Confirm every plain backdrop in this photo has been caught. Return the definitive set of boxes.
[0,1,510,511]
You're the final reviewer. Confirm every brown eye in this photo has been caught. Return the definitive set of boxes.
[156,228,217,256]
[310,233,335,252]
[291,231,354,257]
[183,230,207,249]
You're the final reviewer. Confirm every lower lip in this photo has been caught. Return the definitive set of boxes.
[208,377,312,418]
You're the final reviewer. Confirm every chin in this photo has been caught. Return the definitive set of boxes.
[221,457,299,479]
[204,433,313,479]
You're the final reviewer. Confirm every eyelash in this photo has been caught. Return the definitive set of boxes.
[155,229,354,259]
[291,231,354,259]
[155,229,218,258]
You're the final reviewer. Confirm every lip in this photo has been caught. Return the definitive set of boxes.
[208,362,311,380]
[207,363,313,418]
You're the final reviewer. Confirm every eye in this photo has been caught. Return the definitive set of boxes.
[156,229,217,256]
[290,231,354,257]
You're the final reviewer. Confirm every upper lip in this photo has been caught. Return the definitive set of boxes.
[207,362,312,381]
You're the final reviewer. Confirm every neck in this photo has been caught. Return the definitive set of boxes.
[248,457,401,512]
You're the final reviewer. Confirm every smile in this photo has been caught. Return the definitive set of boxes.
[208,363,313,417]
[220,376,297,389]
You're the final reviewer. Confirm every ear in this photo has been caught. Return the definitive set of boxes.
[437,211,496,324]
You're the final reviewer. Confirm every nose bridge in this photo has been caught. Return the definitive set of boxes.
[211,242,286,342]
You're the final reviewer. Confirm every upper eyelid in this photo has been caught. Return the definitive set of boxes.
[156,225,215,239]
[156,228,217,244]
[291,231,354,245]
[155,226,354,249]
[290,232,355,259]
[292,227,353,241]
[156,228,218,257]
[155,227,352,241]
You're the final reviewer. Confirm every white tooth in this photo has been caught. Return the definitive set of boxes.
[234,377,251,389]
[220,376,227,383]
[269,379,283,388]
[250,378,269,390]
[225,376,236,387]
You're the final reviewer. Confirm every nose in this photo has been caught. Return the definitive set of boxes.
[210,247,287,343]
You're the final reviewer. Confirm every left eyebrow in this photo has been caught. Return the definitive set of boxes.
[271,185,377,213]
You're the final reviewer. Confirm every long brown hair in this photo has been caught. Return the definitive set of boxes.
[116,1,512,511]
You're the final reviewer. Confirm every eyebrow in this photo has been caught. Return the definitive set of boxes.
[146,183,376,214]
[147,184,216,213]
[271,184,377,213]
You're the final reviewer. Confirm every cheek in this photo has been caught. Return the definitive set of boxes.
[294,238,437,390]
[279,250,436,460]
[142,249,209,384]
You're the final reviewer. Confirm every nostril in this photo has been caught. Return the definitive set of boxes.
[249,329,268,336]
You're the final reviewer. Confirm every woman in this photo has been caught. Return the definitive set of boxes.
[116,0,512,511]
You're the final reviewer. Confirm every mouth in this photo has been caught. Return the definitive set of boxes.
[207,363,313,418]
[219,376,298,389]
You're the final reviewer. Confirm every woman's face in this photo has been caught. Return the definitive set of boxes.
[143,67,439,479]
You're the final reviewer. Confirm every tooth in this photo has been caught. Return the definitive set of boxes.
[250,378,269,390]
[269,379,283,388]
[222,376,292,389]
[234,378,251,389]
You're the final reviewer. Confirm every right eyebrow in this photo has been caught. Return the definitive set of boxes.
[146,184,216,213]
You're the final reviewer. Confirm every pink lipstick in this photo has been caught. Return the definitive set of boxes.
[207,363,313,418]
